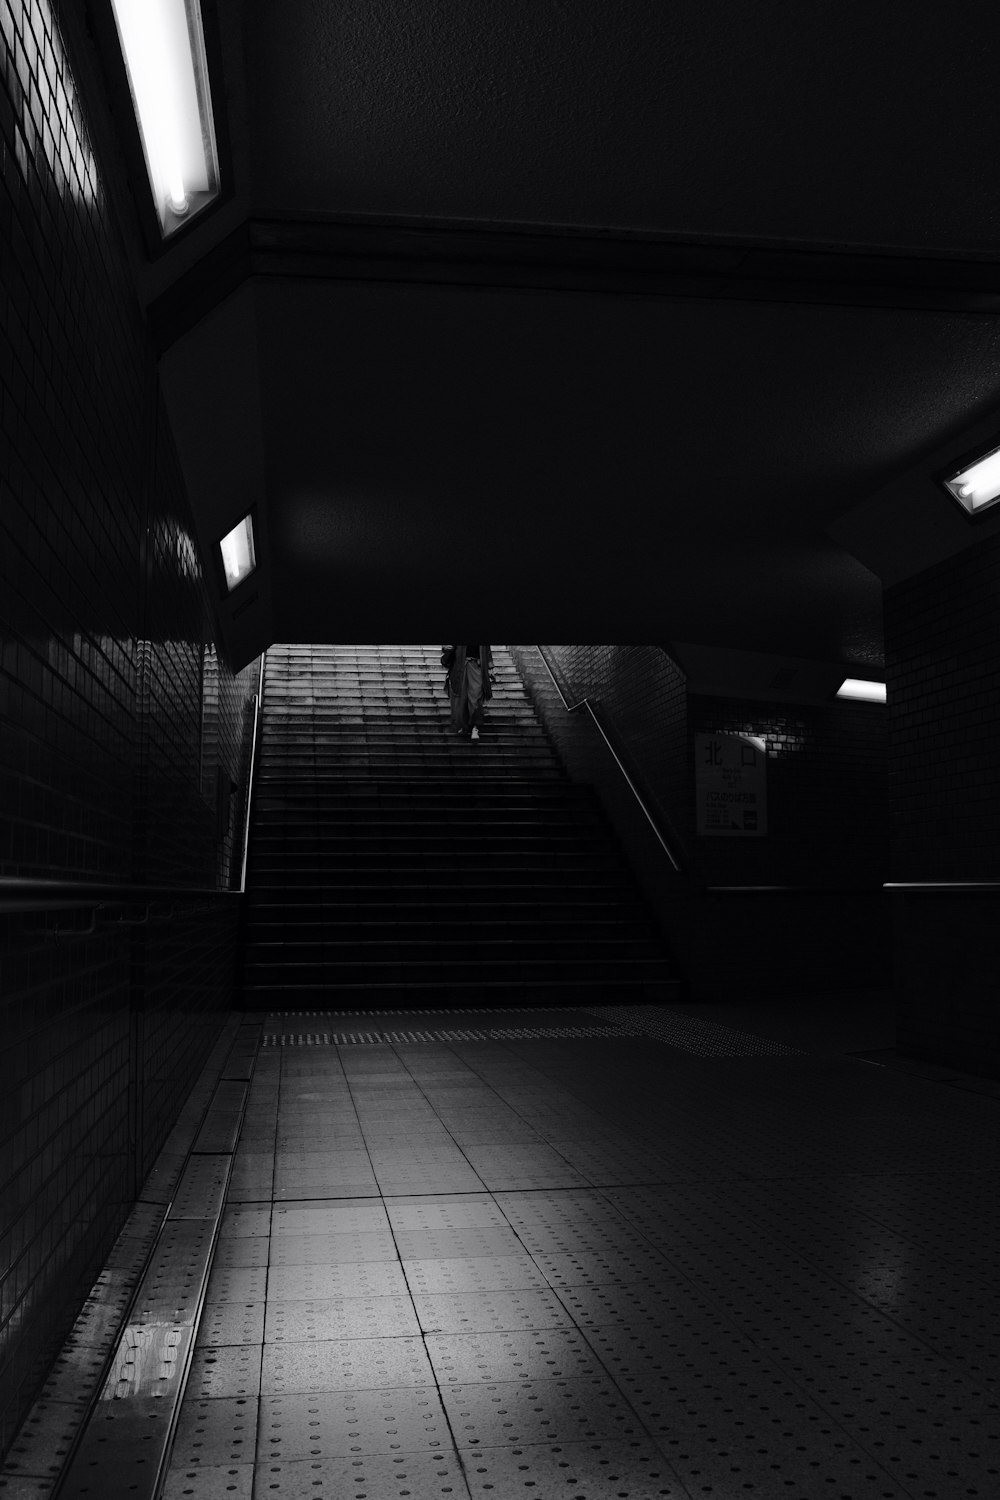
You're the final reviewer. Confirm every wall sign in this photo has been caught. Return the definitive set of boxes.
[695,733,768,836]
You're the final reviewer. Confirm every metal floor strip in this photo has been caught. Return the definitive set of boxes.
[0,1020,261,1500]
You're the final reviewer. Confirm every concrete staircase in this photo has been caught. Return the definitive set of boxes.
[239,644,681,1007]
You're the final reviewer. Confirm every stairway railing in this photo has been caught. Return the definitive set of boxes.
[238,652,266,894]
[534,645,685,875]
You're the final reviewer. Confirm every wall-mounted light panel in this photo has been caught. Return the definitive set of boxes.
[836,678,887,703]
[941,442,1000,517]
[109,0,219,237]
[219,513,256,593]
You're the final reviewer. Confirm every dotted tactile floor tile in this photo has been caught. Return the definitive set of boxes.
[426,1329,604,1384]
[440,1375,652,1450]
[205,1266,270,1305]
[257,1388,454,1460]
[0,1399,84,1481]
[195,1302,266,1347]
[270,1204,391,1235]
[655,1422,916,1499]
[414,1288,573,1335]
[462,1438,686,1498]
[160,1463,253,1499]
[266,1262,410,1302]
[385,1196,508,1230]
[531,1248,675,1288]
[187,1346,263,1399]
[249,1449,472,1499]
[495,1190,628,1226]
[402,1257,552,1296]
[267,1231,399,1266]
[273,1179,380,1202]
[261,1336,435,1395]
[394,1227,524,1261]
[264,1296,421,1342]
[169,1397,258,1466]
[551,1280,741,1340]
[218,1206,271,1239]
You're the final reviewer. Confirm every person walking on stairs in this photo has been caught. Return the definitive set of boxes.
[443,644,494,740]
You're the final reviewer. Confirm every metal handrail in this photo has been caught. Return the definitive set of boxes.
[883,881,1000,893]
[706,884,882,894]
[238,652,266,894]
[0,879,239,913]
[534,645,682,874]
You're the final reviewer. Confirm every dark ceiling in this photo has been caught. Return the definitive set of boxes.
[143,0,1000,678]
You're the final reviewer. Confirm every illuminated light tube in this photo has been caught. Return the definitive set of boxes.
[836,678,887,703]
[110,0,219,235]
[942,443,1000,516]
[219,514,256,592]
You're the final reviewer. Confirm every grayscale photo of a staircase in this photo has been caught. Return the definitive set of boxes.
[240,645,680,1007]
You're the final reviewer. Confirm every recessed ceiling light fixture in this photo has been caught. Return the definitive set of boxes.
[942,442,1000,517]
[109,0,219,236]
[219,514,256,593]
[836,678,887,703]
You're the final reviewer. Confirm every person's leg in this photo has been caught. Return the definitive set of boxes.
[449,667,468,733]
[466,661,484,737]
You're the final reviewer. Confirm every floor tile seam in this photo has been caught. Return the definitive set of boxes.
[334,1040,495,1483]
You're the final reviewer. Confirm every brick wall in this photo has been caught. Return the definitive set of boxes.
[0,0,258,1454]
[884,532,1000,1075]
[518,645,890,1000]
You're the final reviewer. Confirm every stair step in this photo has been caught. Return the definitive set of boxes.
[242,979,680,1005]
[238,644,680,1009]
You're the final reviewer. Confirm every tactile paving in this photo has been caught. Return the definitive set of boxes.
[267,1231,398,1266]
[161,1463,253,1499]
[440,1374,650,1449]
[257,1388,453,1459]
[249,1449,472,1498]
[170,1396,258,1465]
[187,1346,263,1399]
[385,1196,507,1229]
[270,1203,390,1235]
[261,1336,435,1395]
[426,1328,602,1384]
[462,1438,686,1498]
[414,1288,572,1334]
[266,1262,410,1302]
[264,1296,420,1342]
[195,1302,266,1347]
[393,1226,524,1260]
[402,1256,551,1296]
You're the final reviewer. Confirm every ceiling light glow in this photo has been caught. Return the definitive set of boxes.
[110,0,219,236]
[943,443,1000,516]
[219,515,256,592]
[836,678,887,703]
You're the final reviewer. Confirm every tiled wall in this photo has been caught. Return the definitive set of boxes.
[884,532,1000,1075]
[0,0,259,1455]
[520,645,890,999]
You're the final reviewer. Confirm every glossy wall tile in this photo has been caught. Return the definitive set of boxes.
[0,0,259,1457]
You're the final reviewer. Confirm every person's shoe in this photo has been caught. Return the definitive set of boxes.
[471,727,480,741]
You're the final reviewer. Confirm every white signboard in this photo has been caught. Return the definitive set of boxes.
[695,733,767,836]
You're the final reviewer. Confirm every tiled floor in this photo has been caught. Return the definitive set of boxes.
[159,1003,1000,1500]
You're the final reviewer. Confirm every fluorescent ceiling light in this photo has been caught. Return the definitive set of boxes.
[942,442,1000,516]
[836,678,887,703]
[219,515,256,592]
[110,0,219,236]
